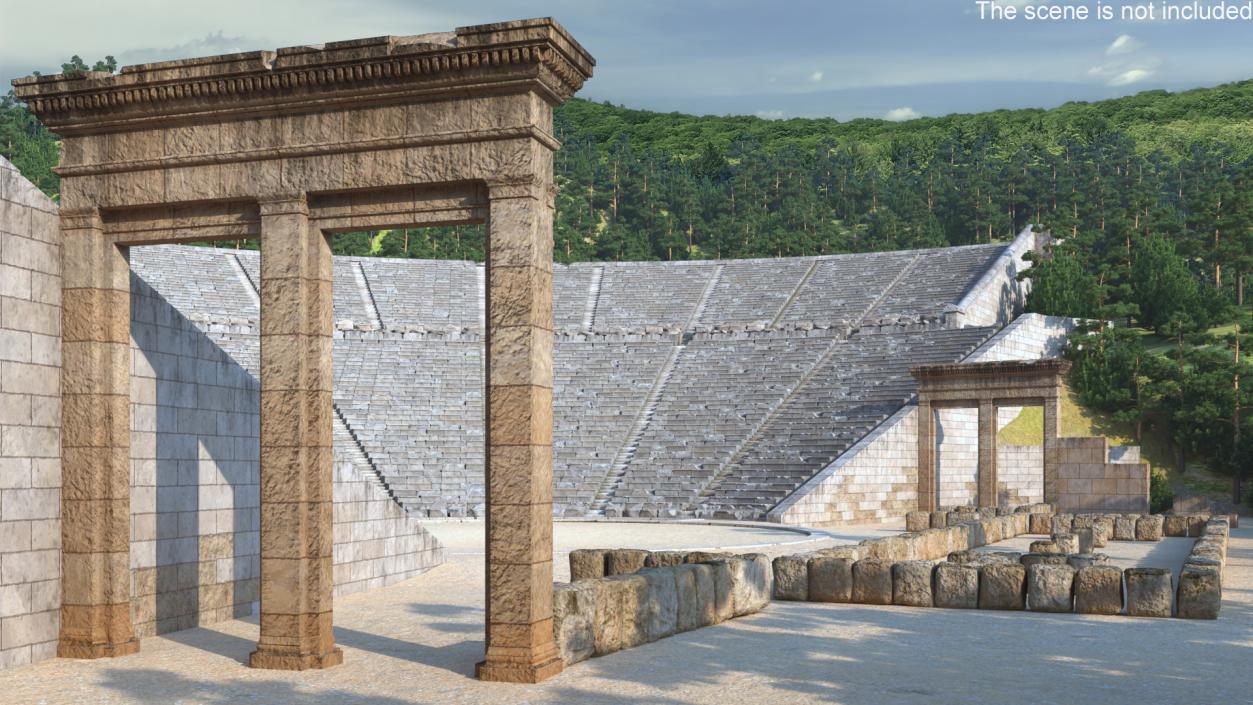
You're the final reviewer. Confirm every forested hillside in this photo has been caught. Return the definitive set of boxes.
[5,77,1253,505]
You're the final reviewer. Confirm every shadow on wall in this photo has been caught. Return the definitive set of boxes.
[132,273,260,637]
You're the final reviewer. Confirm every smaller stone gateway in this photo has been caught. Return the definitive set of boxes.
[1125,568,1173,618]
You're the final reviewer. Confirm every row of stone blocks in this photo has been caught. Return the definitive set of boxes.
[555,549,774,666]
[905,503,1053,533]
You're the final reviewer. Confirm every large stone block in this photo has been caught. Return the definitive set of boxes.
[978,563,1025,610]
[729,554,772,617]
[933,563,979,609]
[1076,528,1095,554]
[1050,513,1073,535]
[947,550,982,565]
[1125,568,1172,618]
[814,545,860,561]
[906,510,930,532]
[772,555,809,601]
[851,559,893,605]
[1136,515,1164,541]
[569,549,607,582]
[1026,564,1074,612]
[1163,515,1189,537]
[1176,565,1221,619]
[929,511,948,529]
[1091,518,1112,548]
[807,556,854,603]
[1114,515,1139,541]
[592,576,626,656]
[1028,540,1062,555]
[675,564,716,632]
[612,574,649,649]
[1072,514,1094,530]
[645,551,686,568]
[636,568,678,642]
[1067,554,1108,570]
[685,551,732,564]
[1020,553,1069,568]
[552,582,596,665]
[892,561,934,607]
[1074,566,1123,615]
[1029,513,1052,535]
[706,559,734,623]
[606,549,650,576]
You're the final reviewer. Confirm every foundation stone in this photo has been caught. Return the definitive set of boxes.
[1125,568,1172,618]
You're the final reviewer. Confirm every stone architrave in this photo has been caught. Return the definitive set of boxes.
[14,18,595,682]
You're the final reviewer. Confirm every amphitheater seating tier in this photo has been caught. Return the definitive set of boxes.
[131,241,1015,519]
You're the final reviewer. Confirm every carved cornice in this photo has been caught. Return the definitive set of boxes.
[13,18,594,134]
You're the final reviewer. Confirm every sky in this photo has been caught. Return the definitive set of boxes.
[2,0,1251,121]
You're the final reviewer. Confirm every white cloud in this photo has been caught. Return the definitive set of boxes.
[884,106,921,122]
[1108,68,1154,86]
[755,109,785,120]
[1106,34,1143,56]
[808,70,824,82]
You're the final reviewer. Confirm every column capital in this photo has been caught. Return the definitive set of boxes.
[485,176,553,202]
[258,192,309,217]
[60,207,103,232]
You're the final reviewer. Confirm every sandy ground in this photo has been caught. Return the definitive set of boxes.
[2,520,1249,705]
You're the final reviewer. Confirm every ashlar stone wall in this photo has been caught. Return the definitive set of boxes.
[0,156,62,668]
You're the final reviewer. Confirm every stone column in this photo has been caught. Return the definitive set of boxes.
[1042,393,1061,507]
[916,399,935,512]
[476,178,561,684]
[977,400,997,508]
[58,208,139,658]
[249,193,342,671]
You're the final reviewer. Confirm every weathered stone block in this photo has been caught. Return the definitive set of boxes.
[1051,513,1074,534]
[592,577,626,655]
[892,561,934,607]
[675,564,716,632]
[1163,515,1189,537]
[983,551,1022,564]
[1091,518,1112,548]
[1136,514,1164,541]
[978,563,1026,610]
[1067,554,1108,570]
[1176,565,1221,619]
[569,549,607,582]
[635,568,678,642]
[851,559,893,605]
[1076,528,1095,554]
[772,554,809,601]
[729,554,772,617]
[552,582,596,665]
[1186,514,1208,537]
[1029,540,1062,554]
[814,545,860,561]
[645,551,686,568]
[1072,514,1094,530]
[906,510,930,532]
[929,511,948,529]
[1125,568,1172,618]
[1026,564,1074,612]
[1029,513,1051,535]
[1114,515,1138,541]
[1074,566,1123,615]
[706,559,734,623]
[1020,553,1069,568]
[606,549,649,576]
[807,556,854,603]
[933,563,979,609]
[947,550,982,564]
[685,551,731,564]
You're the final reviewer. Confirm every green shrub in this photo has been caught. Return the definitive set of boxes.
[1150,467,1175,514]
